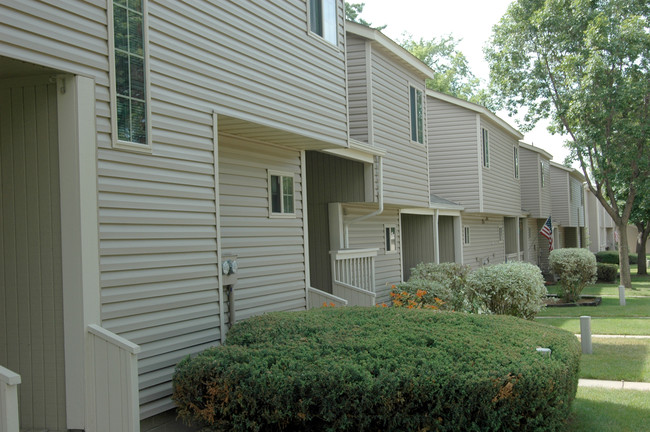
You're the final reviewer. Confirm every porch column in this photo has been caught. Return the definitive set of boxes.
[433,209,440,264]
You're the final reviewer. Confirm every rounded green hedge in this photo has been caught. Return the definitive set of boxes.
[173,308,580,432]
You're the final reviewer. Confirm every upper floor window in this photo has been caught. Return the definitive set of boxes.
[513,146,519,179]
[110,0,150,150]
[409,86,424,143]
[269,171,295,217]
[540,161,546,187]
[481,128,489,167]
[309,0,337,45]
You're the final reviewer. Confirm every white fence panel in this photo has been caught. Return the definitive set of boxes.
[308,287,349,308]
[0,366,21,432]
[332,282,376,307]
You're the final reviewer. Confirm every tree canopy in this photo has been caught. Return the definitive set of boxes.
[344,2,385,30]
[486,0,650,287]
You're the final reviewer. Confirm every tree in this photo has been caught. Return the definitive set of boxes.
[629,183,650,275]
[344,2,386,30]
[486,0,650,287]
[400,35,493,108]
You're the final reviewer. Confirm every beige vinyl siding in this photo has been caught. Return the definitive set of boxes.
[569,176,585,227]
[519,148,542,217]
[462,214,506,270]
[220,136,307,320]
[306,151,366,292]
[370,47,430,207]
[346,35,370,142]
[344,206,402,303]
[1,80,67,431]
[401,214,435,280]
[427,96,480,211]
[551,166,570,226]
[480,119,521,215]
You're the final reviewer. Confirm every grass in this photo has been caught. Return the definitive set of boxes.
[568,388,650,432]
[578,338,650,382]
[537,296,650,317]
[546,265,650,298]
[535,317,650,335]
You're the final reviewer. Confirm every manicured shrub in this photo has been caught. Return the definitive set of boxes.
[173,308,580,432]
[595,250,638,265]
[596,263,618,282]
[549,248,597,302]
[465,262,547,320]
[394,262,473,312]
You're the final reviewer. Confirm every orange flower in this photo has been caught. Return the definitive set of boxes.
[329,302,335,307]
[393,300,403,307]
[391,284,396,289]
[322,302,328,307]
[382,303,388,307]
[407,304,414,309]
[416,289,427,298]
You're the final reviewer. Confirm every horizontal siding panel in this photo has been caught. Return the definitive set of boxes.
[462,214,506,270]
[100,265,218,289]
[100,224,217,240]
[101,277,218,304]
[102,303,219,336]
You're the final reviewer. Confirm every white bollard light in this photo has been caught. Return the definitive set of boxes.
[618,285,626,306]
[536,347,552,357]
[580,316,592,354]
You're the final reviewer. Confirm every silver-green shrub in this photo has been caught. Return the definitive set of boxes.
[549,248,597,302]
[398,262,474,312]
[466,262,547,320]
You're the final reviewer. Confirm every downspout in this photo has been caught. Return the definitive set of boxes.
[344,156,384,248]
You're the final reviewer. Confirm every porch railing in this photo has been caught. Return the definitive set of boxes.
[87,324,141,432]
[308,287,349,308]
[0,366,21,432]
[330,248,378,306]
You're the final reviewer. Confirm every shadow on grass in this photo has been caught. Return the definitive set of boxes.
[568,389,650,432]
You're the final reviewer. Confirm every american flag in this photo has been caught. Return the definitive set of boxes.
[540,216,553,251]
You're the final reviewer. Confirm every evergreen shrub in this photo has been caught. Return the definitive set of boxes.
[596,263,618,282]
[549,248,597,302]
[173,308,580,432]
[466,262,547,320]
[595,250,638,265]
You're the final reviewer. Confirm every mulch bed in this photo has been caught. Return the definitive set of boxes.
[544,295,602,307]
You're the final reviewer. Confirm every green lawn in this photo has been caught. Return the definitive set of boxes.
[568,388,650,432]
[535,317,650,335]
[537,297,650,317]
[577,338,650,382]
[546,267,650,297]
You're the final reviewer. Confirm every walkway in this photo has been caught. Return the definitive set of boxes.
[579,379,650,391]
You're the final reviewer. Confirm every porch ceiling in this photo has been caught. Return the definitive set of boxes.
[0,56,57,79]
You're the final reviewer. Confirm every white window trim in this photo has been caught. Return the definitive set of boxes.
[108,0,153,153]
[409,84,425,144]
[463,226,471,245]
[268,170,296,218]
[384,224,398,254]
[498,225,504,243]
[481,128,489,168]
[307,0,339,48]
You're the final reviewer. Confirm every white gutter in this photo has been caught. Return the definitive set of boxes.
[344,156,384,248]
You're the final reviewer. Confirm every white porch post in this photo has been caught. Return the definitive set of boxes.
[433,210,440,264]
[454,215,463,264]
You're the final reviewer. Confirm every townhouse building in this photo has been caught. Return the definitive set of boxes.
[585,187,616,253]
[0,0,350,430]
[426,91,524,269]
[550,162,587,248]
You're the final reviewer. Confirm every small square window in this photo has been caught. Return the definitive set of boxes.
[309,0,337,44]
[409,86,424,143]
[514,146,519,179]
[498,226,504,242]
[464,226,470,245]
[385,225,397,253]
[269,171,295,217]
[482,128,489,168]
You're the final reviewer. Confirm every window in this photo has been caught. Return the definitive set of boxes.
[269,172,295,216]
[540,161,546,187]
[464,226,470,245]
[498,226,504,242]
[513,146,519,179]
[110,0,150,150]
[409,86,424,143]
[309,0,337,44]
[385,225,397,253]
[481,128,489,167]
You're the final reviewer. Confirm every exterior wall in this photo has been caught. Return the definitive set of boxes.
[462,214,506,270]
[427,96,480,211]
[627,225,650,254]
[550,166,570,226]
[401,213,435,280]
[569,176,585,227]
[480,119,521,215]
[1,80,67,431]
[220,136,308,319]
[519,147,552,218]
[346,35,370,143]
[306,151,366,292]
[344,206,402,303]
[369,47,430,207]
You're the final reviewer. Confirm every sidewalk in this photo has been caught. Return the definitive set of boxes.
[579,379,650,391]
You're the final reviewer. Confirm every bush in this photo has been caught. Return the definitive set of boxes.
[465,262,547,320]
[596,263,618,282]
[595,251,638,265]
[549,248,597,303]
[394,262,473,312]
[173,308,580,432]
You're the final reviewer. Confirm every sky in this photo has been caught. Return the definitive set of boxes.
[359,0,572,164]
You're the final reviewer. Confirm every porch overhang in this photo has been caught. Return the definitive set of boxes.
[323,138,386,164]
[217,113,349,151]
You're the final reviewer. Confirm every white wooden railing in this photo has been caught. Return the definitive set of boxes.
[331,248,378,293]
[0,366,21,432]
[308,287,349,308]
[87,324,141,432]
[333,281,377,306]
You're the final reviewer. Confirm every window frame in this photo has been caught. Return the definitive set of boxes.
[540,161,546,188]
[409,85,424,144]
[308,0,338,46]
[463,226,471,245]
[268,170,296,218]
[498,225,504,243]
[108,0,153,153]
[384,224,397,254]
[513,146,519,179]
[481,128,489,168]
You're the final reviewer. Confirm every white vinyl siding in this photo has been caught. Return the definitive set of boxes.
[462,214,506,270]
[519,147,552,219]
[550,165,571,226]
[346,36,370,142]
[427,96,480,211]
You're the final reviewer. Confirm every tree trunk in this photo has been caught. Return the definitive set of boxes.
[617,224,632,288]
[636,222,650,276]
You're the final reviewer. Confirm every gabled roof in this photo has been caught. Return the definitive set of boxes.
[430,193,464,210]
[345,21,434,79]
[518,142,553,160]
[426,90,524,140]
[550,161,586,182]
